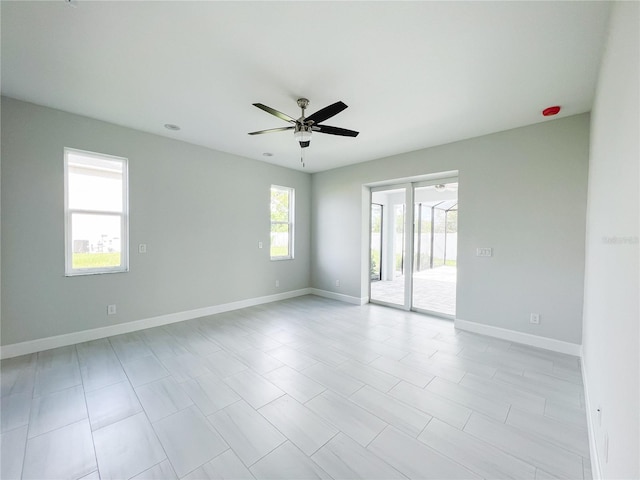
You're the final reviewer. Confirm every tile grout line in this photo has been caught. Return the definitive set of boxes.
[76,344,101,479]
[111,336,178,479]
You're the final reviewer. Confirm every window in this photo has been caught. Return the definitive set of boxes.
[64,148,129,275]
[270,185,294,260]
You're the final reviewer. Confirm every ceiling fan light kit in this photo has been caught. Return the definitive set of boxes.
[294,125,312,149]
[249,97,359,167]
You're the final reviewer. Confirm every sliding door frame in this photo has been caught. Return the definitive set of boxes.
[368,175,458,316]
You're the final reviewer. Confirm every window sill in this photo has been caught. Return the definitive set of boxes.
[65,268,129,277]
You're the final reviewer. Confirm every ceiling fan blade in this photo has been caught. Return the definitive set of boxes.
[316,124,359,137]
[248,126,294,135]
[253,103,296,123]
[305,101,348,124]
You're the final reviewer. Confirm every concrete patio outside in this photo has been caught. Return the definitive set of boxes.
[370,265,456,316]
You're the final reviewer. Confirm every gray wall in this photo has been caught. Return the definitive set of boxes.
[582,2,639,478]
[1,97,311,345]
[312,114,590,344]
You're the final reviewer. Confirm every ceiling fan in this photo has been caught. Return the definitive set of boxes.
[249,98,359,167]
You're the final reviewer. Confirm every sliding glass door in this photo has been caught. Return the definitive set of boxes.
[369,179,458,317]
[412,183,458,316]
[369,186,411,308]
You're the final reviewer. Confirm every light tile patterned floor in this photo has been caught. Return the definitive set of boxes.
[0,295,591,479]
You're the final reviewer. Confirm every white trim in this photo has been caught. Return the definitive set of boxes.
[0,289,311,359]
[366,171,459,189]
[270,185,294,260]
[309,288,368,305]
[64,148,129,276]
[581,354,602,480]
[370,298,412,311]
[454,318,582,356]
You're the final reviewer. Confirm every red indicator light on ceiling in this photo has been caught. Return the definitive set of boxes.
[542,106,561,116]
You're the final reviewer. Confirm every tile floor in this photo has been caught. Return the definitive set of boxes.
[0,295,592,479]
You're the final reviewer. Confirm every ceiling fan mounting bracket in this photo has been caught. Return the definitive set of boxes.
[296,98,310,110]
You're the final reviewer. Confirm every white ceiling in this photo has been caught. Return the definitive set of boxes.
[1,1,611,173]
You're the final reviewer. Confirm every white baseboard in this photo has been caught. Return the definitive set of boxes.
[309,288,368,305]
[454,318,582,356]
[0,288,312,359]
[581,355,602,480]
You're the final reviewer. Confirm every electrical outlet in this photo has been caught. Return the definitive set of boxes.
[335,279,340,287]
[275,280,279,287]
[530,313,540,324]
[476,247,493,257]
[138,243,147,254]
[258,241,263,249]
[107,304,117,315]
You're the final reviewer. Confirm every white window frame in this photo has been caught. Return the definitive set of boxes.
[270,185,294,260]
[64,147,129,276]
